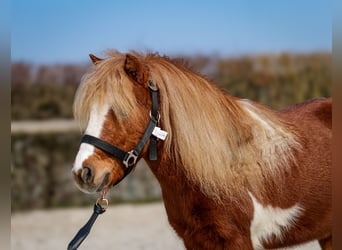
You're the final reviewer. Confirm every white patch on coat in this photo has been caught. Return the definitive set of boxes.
[72,104,110,172]
[239,99,276,134]
[249,192,303,250]
[238,99,300,175]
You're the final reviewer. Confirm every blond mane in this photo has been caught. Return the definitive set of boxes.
[74,51,301,201]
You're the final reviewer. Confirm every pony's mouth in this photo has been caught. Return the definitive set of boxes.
[95,172,110,192]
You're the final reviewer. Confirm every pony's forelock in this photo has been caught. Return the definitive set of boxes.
[73,52,137,131]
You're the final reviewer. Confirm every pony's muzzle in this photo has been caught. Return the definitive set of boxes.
[73,164,112,193]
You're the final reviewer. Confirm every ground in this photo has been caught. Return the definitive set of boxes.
[11,202,320,250]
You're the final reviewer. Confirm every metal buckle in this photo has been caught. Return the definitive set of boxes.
[148,80,158,91]
[123,150,138,169]
[149,110,160,123]
[96,189,109,210]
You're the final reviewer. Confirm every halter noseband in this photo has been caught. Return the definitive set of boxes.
[80,80,160,186]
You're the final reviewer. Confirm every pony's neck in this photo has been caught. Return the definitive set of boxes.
[149,96,300,202]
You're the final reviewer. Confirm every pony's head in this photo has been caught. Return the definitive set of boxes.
[72,51,155,193]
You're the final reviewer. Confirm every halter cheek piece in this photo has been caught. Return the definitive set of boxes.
[80,80,160,186]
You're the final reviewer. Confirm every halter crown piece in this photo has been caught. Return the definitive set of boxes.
[68,80,161,250]
[80,80,160,185]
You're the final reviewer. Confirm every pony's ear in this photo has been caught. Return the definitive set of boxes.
[89,54,103,65]
[124,54,149,86]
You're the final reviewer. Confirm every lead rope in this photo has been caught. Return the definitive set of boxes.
[67,190,108,250]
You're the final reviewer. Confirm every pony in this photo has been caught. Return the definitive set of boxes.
[72,51,331,249]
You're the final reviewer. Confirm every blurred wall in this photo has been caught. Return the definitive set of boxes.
[11,129,162,211]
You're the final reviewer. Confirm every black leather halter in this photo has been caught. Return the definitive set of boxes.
[80,80,160,185]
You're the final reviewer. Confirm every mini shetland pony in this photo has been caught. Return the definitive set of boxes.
[72,51,331,249]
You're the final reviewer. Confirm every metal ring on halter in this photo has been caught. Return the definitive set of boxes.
[96,197,109,210]
[96,190,109,210]
[149,110,160,123]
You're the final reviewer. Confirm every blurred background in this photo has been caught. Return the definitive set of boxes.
[11,1,331,249]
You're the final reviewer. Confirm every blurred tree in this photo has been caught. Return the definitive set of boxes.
[12,62,31,85]
[11,53,331,119]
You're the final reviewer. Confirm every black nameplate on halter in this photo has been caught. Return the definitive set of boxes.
[149,135,158,161]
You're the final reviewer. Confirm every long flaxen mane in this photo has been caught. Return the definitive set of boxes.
[74,51,301,201]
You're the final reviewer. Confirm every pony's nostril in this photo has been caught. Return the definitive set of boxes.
[81,166,93,184]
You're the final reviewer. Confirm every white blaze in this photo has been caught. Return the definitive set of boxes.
[72,104,110,172]
[249,192,303,249]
